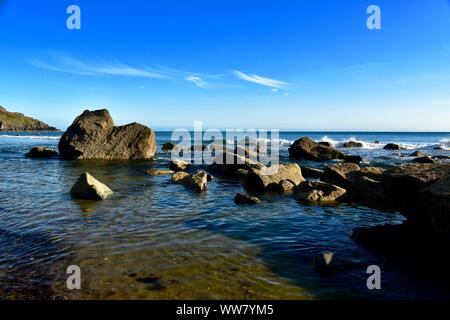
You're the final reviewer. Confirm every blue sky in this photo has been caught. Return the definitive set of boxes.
[0,0,449,131]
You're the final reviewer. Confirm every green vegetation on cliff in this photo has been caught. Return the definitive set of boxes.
[0,106,58,131]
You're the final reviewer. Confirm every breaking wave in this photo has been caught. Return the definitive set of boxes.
[0,134,61,141]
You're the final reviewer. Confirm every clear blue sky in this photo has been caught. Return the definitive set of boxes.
[0,0,449,131]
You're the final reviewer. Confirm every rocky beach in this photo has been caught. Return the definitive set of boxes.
[1,108,449,299]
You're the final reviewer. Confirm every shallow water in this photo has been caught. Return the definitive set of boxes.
[1,131,450,299]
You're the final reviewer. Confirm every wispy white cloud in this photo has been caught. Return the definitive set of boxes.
[29,54,296,92]
[232,70,290,89]
[29,54,168,79]
[186,75,207,88]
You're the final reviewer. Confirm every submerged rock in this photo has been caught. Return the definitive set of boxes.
[25,146,58,158]
[383,143,400,150]
[58,109,156,160]
[313,252,360,276]
[244,163,304,193]
[293,181,346,203]
[70,172,113,200]
[234,193,261,205]
[289,137,345,161]
[146,169,174,176]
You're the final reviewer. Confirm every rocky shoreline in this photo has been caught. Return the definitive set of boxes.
[0,106,59,132]
[24,108,450,277]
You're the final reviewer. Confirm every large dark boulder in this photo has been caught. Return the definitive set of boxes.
[58,109,156,160]
[420,176,450,241]
[162,142,176,152]
[383,143,400,150]
[381,163,450,219]
[289,137,345,161]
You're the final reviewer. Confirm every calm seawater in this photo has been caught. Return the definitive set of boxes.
[1,131,450,299]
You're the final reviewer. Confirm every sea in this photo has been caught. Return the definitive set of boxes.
[0,131,449,299]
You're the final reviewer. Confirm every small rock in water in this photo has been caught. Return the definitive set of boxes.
[172,170,208,193]
[70,172,113,200]
[313,251,359,276]
[185,170,208,193]
[343,141,363,148]
[172,171,190,183]
[289,137,345,161]
[25,146,58,158]
[161,142,176,152]
[146,169,174,176]
[170,159,191,172]
[234,193,261,204]
[383,143,400,150]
